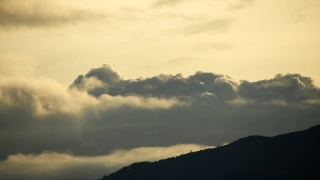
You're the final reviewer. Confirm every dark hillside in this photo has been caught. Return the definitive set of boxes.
[99,125,320,180]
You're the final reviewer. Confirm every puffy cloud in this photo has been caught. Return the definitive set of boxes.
[1,64,320,179]
[70,64,126,97]
[0,144,213,180]
[68,65,320,134]
[237,74,320,103]
[0,75,186,160]
[0,0,106,28]
[78,65,320,106]
[0,76,184,118]
[70,64,237,102]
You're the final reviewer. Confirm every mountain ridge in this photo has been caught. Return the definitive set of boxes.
[98,125,320,180]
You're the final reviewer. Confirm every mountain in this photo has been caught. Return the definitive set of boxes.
[98,125,320,180]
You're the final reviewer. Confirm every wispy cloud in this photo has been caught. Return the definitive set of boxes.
[294,1,320,22]
[152,0,188,8]
[183,19,232,35]
[163,19,232,36]
[193,42,233,52]
[228,0,254,10]
[0,0,106,28]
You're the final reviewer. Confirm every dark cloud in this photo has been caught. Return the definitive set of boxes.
[182,19,232,35]
[0,0,106,28]
[71,65,320,105]
[1,64,320,180]
[237,74,320,102]
[70,64,237,101]
[69,65,320,140]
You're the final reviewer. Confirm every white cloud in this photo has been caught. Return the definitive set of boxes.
[0,77,187,118]
[0,144,214,180]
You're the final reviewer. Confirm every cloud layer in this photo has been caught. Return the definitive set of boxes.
[70,64,320,105]
[0,144,213,180]
[0,64,320,179]
[70,64,238,100]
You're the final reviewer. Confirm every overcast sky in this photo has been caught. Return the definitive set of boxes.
[0,0,320,179]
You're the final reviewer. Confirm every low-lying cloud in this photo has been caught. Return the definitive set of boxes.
[0,144,213,180]
[0,76,184,118]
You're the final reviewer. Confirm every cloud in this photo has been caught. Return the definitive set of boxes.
[152,0,188,8]
[162,18,232,36]
[0,76,185,118]
[70,64,237,101]
[0,144,213,180]
[0,74,186,161]
[237,74,320,102]
[228,0,254,10]
[70,64,320,107]
[193,42,233,52]
[182,19,232,35]
[0,0,106,28]
[1,64,320,179]
[294,2,320,22]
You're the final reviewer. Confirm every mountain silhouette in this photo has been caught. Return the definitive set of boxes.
[98,125,320,180]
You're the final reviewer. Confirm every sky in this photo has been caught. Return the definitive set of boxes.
[0,0,320,179]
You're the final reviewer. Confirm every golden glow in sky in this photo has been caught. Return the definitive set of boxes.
[1,1,320,180]
[0,0,319,85]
